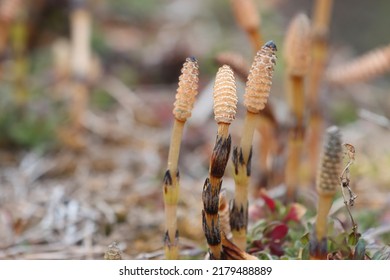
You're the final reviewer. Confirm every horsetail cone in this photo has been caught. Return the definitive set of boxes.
[312,126,342,255]
[173,57,199,122]
[284,13,311,76]
[231,0,260,32]
[326,45,390,85]
[316,126,343,195]
[213,65,238,124]
[244,41,277,113]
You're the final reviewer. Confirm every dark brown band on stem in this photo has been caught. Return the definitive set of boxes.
[202,210,221,246]
[229,201,248,231]
[163,170,173,186]
[246,146,253,177]
[164,230,179,247]
[202,179,222,215]
[232,146,245,175]
[202,212,221,246]
[210,135,232,179]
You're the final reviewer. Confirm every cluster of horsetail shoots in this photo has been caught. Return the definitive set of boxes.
[202,65,237,259]
[326,44,390,85]
[231,41,277,250]
[284,13,311,201]
[310,126,342,260]
[163,57,199,259]
[307,0,334,182]
[231,0,263,51]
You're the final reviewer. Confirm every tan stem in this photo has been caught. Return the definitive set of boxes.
[308,112,323,182]
[208,122,230,259]
[71,8,91,78]
[167,120,185,173]
[258,117,272,177]
[313,0,334,34]
[165,203,178,239]
[290,76,305,126]
[285,135,303,201]
[248,29,263,52]
[231,228,247,251]
[231,112,258,250]
[315,194,334,241]
[240,111,258,162]
[164,119,185,259]
[71,81,89,131]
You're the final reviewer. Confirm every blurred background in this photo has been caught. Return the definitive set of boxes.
[0,0,389,259]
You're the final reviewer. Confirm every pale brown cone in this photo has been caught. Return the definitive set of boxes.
[327,45,390,85]
[173,57,199,122]
[316,126,343,195]
[244,41,277,113]
[213,65,238,124]
[284,13,311,76]
[231,0,260,32]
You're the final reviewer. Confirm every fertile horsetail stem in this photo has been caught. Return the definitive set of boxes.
[164,57,199,259]
[202,65,237,259]
[231,41,277,250]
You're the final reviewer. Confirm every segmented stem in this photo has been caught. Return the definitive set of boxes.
[284,14,311,201]
[164,57,199,259]
[310,126,342,259]
[231,41,277,250]
[307,0,334,182]
[202,65,237,259]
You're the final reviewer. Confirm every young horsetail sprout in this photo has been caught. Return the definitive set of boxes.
[230,0,263,51]
[326,44,390,85]
[310,126,342,260]
[284,13,311,201]
[58,0,92,149]
[231,41,277,250]
[307,0,334,182]
[202,65,237,259]
[163,57,199,260]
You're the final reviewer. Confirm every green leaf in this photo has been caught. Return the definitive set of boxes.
[353,239,366,260]
[348,231,360,246]
[300,232,310,246]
